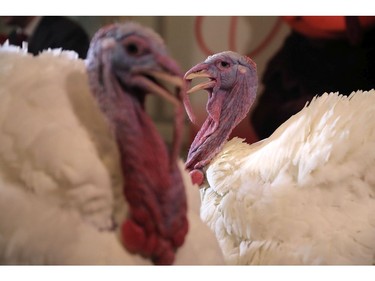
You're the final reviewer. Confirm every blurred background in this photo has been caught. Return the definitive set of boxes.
[0,16,289,154]
[2,16,374,156]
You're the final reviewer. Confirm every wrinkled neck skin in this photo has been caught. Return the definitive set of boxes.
[86,54,188,265]
[185,72,257,172]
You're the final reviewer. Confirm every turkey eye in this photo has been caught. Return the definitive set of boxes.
[220,61,230,68]
[126,43,139,55]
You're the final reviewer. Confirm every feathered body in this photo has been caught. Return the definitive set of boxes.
[0,45,129,264]
[0,24,223,265]
[184,51,375,265]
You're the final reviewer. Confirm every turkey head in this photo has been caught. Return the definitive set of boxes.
[183,51,258,185]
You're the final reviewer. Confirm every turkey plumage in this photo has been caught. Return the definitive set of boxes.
[183,51,375,265]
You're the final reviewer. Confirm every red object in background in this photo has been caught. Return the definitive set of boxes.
[195,16,283,58]
[282,16,375,39]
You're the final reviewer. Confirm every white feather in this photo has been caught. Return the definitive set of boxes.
[200,90,375,264]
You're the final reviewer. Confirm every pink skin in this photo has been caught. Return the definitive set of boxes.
[86,23,188,265]
[189,169,205,186]
[183,51,258,186]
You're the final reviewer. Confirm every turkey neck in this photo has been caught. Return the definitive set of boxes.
[186,72,258,173]
[186,89,250,171]
[87,62,188,265]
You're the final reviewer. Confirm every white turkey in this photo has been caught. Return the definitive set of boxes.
[0,22,223,265]
[183,50,375,265]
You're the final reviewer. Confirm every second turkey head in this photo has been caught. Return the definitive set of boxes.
[184,51,258,186]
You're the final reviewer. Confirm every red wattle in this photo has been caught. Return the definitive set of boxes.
[190,169,204,186]
[121,219,146,254]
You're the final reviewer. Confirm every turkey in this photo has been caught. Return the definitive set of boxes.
[183,50,375,265]
[0,22,223,265]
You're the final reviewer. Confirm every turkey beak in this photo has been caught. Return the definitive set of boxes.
[183,66,215,124]
[141,70,182,108]
[183,62,214,93]
[185,71,214,94]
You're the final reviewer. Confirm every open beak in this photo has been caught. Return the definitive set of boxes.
[183,67,215,124]
[185,71,215,94]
